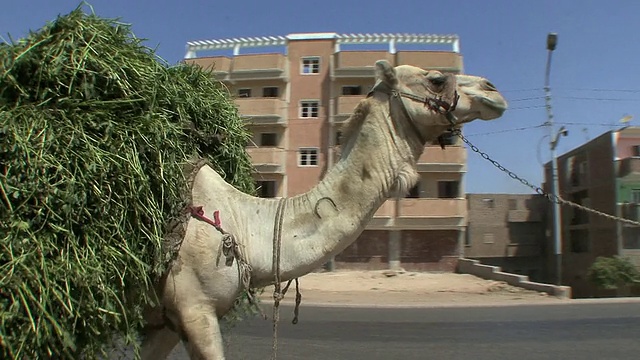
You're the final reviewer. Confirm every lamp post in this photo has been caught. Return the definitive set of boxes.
[544,33,565,286]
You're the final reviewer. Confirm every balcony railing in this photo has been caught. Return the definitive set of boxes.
[186,54,286,81]
[230,54,287,80]
[333,51,395,78]
[184,56,231,80]
[395,51,463,73]
[417,146,466,172]
[236,98,286,125]
[368,198,467,229]
[332,95,365,123]
[246,147,285,174]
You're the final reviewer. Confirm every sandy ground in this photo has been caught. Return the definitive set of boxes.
[259,270,570,307]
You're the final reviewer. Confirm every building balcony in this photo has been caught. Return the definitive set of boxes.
[507,210,543,222]
[332,51,395,78]
[621,203,640,225]
[331,95,365,123]
[618,157,640,178]
[246,147,286,174]
[367,198,467,229]
[229,53,287,81]
[186,54,287,82]
[417,146,466,172]
[236,98,286,125]
[395,51,463,73]
[184,56,231,80]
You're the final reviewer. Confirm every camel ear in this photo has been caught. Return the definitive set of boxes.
[375,60,397,88]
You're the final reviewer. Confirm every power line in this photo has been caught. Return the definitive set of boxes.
[557,96,640,102]
[464,124,546,137]
[556,121,629,127]
[501,88,544,93]
[508,96,546,102]
[557,87,640,93]
[508,105,546,111]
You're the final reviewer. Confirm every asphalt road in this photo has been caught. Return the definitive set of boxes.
[163,301,640,360]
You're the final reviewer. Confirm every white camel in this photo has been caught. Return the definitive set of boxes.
[139,60,508,359]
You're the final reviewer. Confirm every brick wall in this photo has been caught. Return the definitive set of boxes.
[335,229,461,271]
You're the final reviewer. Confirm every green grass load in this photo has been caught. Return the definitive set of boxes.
[0,4,255,358]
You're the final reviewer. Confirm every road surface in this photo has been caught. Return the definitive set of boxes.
[160,300,640,359]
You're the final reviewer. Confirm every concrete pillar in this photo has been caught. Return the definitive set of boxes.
[325,256,336,272]
[457,228,467,258]
[388,230,402,270]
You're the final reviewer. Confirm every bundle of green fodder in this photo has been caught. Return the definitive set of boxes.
[0,5,255,359]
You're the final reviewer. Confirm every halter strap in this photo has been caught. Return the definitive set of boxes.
[367,83,459,146]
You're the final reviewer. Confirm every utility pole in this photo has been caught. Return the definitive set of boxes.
[544,33,566,286]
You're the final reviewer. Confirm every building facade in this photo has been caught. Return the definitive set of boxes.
[185,33,468,271]
[465,194,547,282]
[544,126,640,297]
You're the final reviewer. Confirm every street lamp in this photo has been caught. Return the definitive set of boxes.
[544,32,565,286]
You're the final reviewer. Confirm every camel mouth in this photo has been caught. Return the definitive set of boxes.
[481,97,508,114]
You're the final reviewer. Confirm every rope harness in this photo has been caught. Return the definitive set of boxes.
[188,199,302,360]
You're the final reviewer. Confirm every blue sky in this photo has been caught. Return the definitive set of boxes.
[3,0,640,194]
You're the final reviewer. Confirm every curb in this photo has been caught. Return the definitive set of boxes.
[457,258,572,298]
[259,296,640,309]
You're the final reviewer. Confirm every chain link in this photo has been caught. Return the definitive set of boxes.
[452,129,640,227]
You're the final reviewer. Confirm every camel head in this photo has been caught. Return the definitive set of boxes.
[452,74,508,123]
[371,60,507,131]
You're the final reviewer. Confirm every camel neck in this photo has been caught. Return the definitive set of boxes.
[252,98,419,284]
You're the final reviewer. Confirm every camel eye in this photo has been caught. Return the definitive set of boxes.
[432,78,445,86]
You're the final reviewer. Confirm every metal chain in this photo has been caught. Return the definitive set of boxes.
[452,129,640,227]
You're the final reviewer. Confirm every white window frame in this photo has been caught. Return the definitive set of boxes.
[298,148,319,167]
[300,100,319,118]
[301,56,320,75]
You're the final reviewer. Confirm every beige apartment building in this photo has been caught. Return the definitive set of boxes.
[185,33,467,271]
[465,194,547,282]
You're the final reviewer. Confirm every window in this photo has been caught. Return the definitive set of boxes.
[300,101,319,118]
[482,198,495,208]
[633,145,640,157]
[335,131,343,146]
[437,181,459,198]
[342,85,362,95]
[632,189,640,203]
[508,199,518,210]
[256,181,277,198]
[260,133,278,147]
[623,227,640,249]
[301,57,320,74]
[570,229,590,253]
[238,88,251,98]
[483,233,495,244]
[263,87,279,98]
[298,148,319,166]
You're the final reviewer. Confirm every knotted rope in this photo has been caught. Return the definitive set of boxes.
[271,197,302,360]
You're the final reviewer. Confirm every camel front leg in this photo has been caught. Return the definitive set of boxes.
[179,301,226,360]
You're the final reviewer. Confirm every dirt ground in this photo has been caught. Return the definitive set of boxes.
[259,270,570,307]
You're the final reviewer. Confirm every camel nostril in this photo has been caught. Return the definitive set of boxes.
[484,81,497,91]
